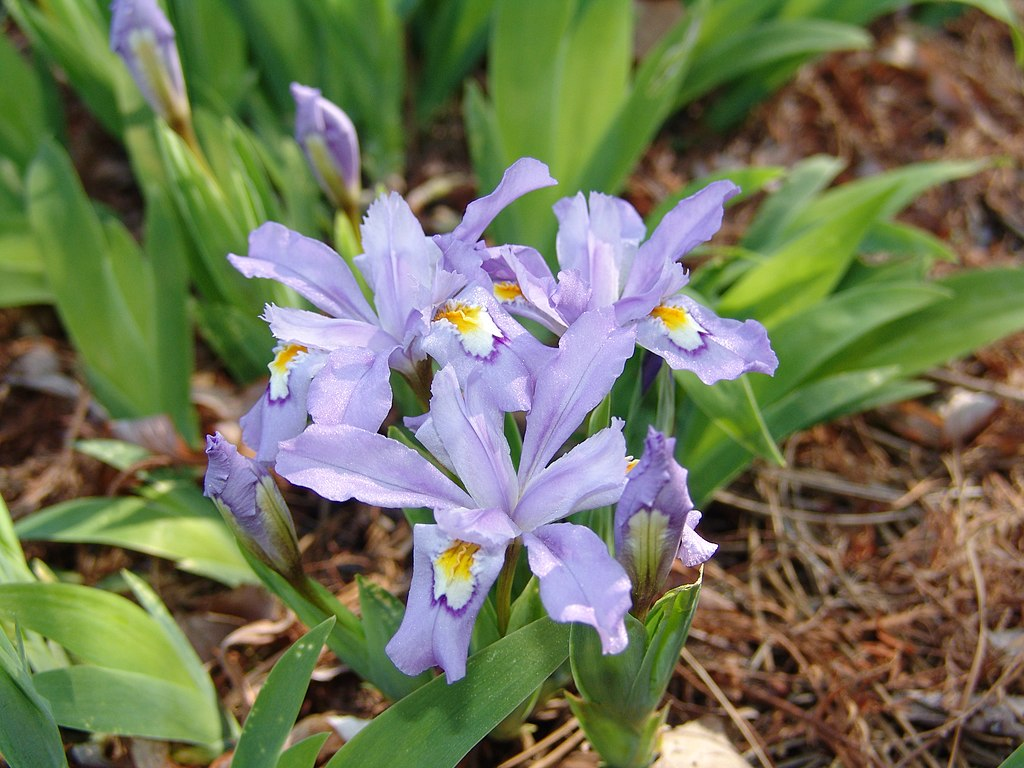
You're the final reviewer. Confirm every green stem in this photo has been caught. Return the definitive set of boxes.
[495,539,523,637]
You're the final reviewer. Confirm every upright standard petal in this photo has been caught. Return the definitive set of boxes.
[240,344,327,465]
[554,192,644,311]
[624,181,739,290]
[277,423,473,511]
[291,83,361,210]
[230,222,376,323]
[448,158,557,246]
[636,294,778,384]
[423,367,518,512]
[204,433,303,580]
[356,193,443,344]
[518,310,635,480]
[385,525,506,681]
[616,181,740,324]
[523,524,631,654]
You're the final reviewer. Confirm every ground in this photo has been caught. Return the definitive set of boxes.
[1,6,1022,768]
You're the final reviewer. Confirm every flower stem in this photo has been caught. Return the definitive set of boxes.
[495,538,523,637]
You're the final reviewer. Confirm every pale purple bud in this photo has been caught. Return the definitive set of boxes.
[291,83,361,211]
[204,433,303,582]
[614,428,717,616]
[110,0,191,128]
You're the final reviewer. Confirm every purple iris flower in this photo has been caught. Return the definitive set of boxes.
[228,158,557,413]
[483,182,778,384]
[614,428,717,617]
[110,0,191,128]
[274,310,637,682]
[291,83,361,212]
[240,344,392,466]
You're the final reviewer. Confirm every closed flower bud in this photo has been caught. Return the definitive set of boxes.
[291,82,361,214]
[110,0,192,132]
[614,428,716,618]
[204,433,303,583]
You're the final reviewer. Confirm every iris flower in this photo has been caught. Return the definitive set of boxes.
[483,182,778,384]
[229,158,555,429]
[275,310,636,681]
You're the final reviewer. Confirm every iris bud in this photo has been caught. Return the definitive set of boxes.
[291,82,361,214]
[204,433,303,583]
[110,0,192,133]
[614,428,716,618]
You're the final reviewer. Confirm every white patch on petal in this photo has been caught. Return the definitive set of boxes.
[433,301,503,358]
[267,343,308,400]
[432,539,481,611]
[649,303,708,351]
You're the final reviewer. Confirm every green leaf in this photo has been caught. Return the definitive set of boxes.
[719,190,892,326]
[678,375,785,465]
[300,0,406,178]
[753,281,948,401]
[276,733,331,768]
[121,570,224,711]
[570,616,648,715]
[0,33,53,169]
[15,484,256,587]
[143,185,200,442]
[828,268,1024,377]
[0,582,195,685]
[0,494,33,584]
[194,299,273,382]
[997,742,1024,768]
[682,369,932,504]
[26,140,161,419]
[860,220,957,264]
[742,155,845,251]
[325,618,570,768]
[0,631,69,768]
[4,0,126,137]
[232,619,335,768]
[33,666,223,746]
[578,5,701,205]
[639,580,701,702]
[73,438,152,472]
[166,0,252,113]
[413,0,493,122]
[678,19,871,105]
[242,556,375,688]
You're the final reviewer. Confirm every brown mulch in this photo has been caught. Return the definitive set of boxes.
[2,7,1023,768]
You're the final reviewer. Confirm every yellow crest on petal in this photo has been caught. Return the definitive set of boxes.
[433,301,503,358]
[493,281,523,303]
[649,303,707,351]
[433,539,481,610]
[268,343,308,400]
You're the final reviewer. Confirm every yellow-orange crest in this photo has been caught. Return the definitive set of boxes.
[433,540,481,610]
[433,301,502,357]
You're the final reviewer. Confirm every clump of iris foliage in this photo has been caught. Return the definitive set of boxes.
[1,1,1024,767]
